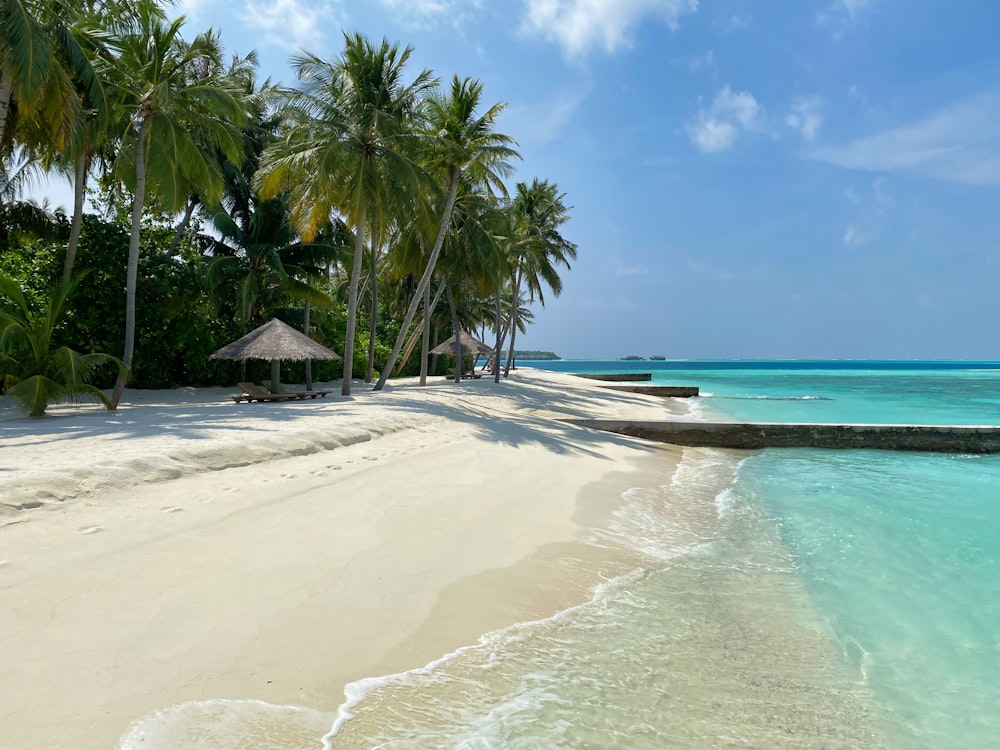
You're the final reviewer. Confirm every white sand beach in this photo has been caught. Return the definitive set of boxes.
[0,370,689,749]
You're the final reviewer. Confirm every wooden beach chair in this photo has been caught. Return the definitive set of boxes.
[262,380,333,399]
[443,370,482,380]
[233,382,302,403]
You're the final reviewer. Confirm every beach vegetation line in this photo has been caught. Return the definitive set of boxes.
[0,2,576,403]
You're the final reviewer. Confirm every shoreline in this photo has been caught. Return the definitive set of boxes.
[0,370,690,748]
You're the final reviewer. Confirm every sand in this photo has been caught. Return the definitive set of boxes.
[0,370,688,749]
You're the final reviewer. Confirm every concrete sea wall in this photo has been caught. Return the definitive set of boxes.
[565,420,1000,454]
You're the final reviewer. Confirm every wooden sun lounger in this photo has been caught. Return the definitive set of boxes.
[261,381,333,399]
[233,382,300,403]
[233,382,332,403]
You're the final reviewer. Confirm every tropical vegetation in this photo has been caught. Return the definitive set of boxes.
[0,1,577,415]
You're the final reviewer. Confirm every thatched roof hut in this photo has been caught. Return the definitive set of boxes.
[429,331,494,357]
[210,319,340,362]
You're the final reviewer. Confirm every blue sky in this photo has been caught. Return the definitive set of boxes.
[41,0,1000,359]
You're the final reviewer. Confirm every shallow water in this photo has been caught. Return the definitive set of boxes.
[323,449,886,749]
[737,449,1000,749]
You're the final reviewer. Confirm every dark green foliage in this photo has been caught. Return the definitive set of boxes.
[0,272,124,416]
[3,213,241,388]
[513,350,559,360]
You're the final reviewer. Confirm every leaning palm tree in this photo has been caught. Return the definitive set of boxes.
[373,75,518,391]
[256,33,434,396]
[0,272,123,416]
[106,4,247,408]
[502,179,576,377]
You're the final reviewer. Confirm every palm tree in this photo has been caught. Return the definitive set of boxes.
[1,0,118,165]
[206,193,337,332]
[0,149,67,250]
[435,184,505,382]
[373,75,518,391]
[106,5,247,408]
[0,272,123,416]
[502,179,576,376]
[256,33,434,396]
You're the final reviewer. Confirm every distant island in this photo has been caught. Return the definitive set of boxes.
[514,350,560,360]
[650,355,666,361]
[621,355,645,361]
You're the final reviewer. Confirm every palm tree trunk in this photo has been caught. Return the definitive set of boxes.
[446,281,461,383]
[503,271,522,378]
[365,246,378,383]
[431,323,439,375]
[494,288,503,384]
[419,280,431,386]
[0,74,12,145]
[303,301,312,390]
[110,117,151,409]
[62,152,88,281]
[167,196,198,256]
[342,204,366,396]
[374,168,461,391]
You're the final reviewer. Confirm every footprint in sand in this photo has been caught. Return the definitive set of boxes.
[281,473,297,479]
[79,526,103,535]
[0,560,10,568]
[161,506,183,514]
[363,456,378,461]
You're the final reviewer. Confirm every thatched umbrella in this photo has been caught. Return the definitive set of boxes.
[210,318,340,391]
[430,330,494,358]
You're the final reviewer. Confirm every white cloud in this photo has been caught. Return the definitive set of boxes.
[786,96,824,141]
[812,93,1000,186]
[244,0,342,51]
[521,0,699,58]
[378,0,483,28]
[689,119,737,153]
[687,86,765,153]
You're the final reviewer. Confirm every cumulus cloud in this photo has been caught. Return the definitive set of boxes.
[244,0,342,51]
[786,96,824,141]
[521,0,699,58]
[812,93,1000,186]
[687,86,765,153]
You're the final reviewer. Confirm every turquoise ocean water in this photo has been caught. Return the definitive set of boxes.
[528,360,1000,748]
[122,362,1000,749]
